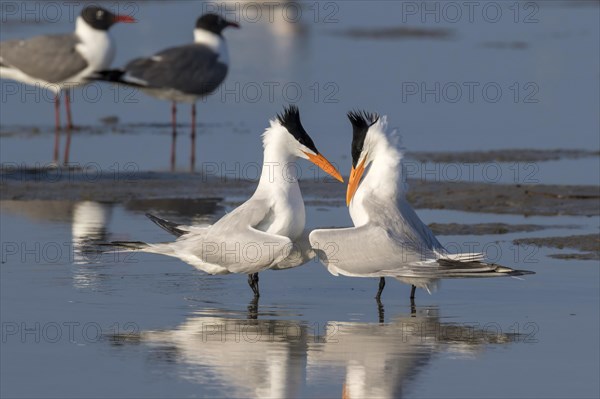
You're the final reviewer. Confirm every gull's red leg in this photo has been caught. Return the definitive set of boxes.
[190,103,196,172]
[63,90,72,164]
[64,89,73,130]
[53,94,61,163]
[170,101,177,171]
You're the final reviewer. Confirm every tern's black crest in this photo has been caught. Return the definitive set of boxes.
[196,14,239,35]
[277,105,319,154]
[81,6,117,30]
[348,110,379,167]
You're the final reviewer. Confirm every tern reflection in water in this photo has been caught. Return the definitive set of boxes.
[110,308,308,399]
[308,307,520,399]
[107,304,522,399]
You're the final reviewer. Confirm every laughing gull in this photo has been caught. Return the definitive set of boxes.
[94,13,239,170]
[0,6,136,133]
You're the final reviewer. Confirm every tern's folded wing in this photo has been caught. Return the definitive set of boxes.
[191,199,293,274]
[198,225,292,274]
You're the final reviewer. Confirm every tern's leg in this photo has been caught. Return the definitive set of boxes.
[190,103,196,172]
[170,101,177,171]
[247,273,260,297]
[63,90,72,164]
[53,94,61,163]
[253,273,260,296]
[375,277,386,301]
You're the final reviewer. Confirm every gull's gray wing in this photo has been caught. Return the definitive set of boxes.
[0,34,88,83]
[123,44,228,95]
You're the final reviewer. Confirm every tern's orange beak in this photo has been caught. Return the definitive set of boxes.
[304,152,344,183]
[346,157,366,206]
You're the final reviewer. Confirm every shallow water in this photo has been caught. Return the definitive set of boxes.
[1,1,599,398]
[1,199,599,398]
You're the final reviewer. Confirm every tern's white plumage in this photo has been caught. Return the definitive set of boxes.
[112,106,343,295]
[309,111,533,299]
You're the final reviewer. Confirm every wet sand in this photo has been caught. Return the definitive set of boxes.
[1,168,598,216]
[513,234,600,260]
[428,222,577,236]
[407,149,599,163]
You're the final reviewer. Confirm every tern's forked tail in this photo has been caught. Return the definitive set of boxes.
[435,258,535,278]
[109,241,149,250]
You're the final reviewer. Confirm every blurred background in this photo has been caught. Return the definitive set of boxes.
[1,0,598,173]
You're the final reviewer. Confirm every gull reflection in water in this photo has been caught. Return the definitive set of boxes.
[308,307,519,399]
[108,304,521,398]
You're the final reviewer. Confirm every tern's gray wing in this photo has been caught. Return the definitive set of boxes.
[272,228,315,270]
[310,224,429,277]
[0,34,88,83]
[123,44,228,95]
[189,198,293,274]
[366,195,445,252]
[309,222,530,286]
[310,224,505,279]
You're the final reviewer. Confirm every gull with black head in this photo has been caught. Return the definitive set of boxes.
[310,111,534,303]
[93,13,239,170]
[0,6,136,133]
[111,106,343,297]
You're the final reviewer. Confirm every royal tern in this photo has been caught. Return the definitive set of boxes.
[309,111,533,302]
[0,6,136,132]
[112,106,343,297]
[93,13,239,169]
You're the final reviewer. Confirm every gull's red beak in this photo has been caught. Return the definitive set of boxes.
[226,20,240,28]
[114,15,136,23]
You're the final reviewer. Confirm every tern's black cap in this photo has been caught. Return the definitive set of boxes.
[277,105,319,154]
[348,110,379,167]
